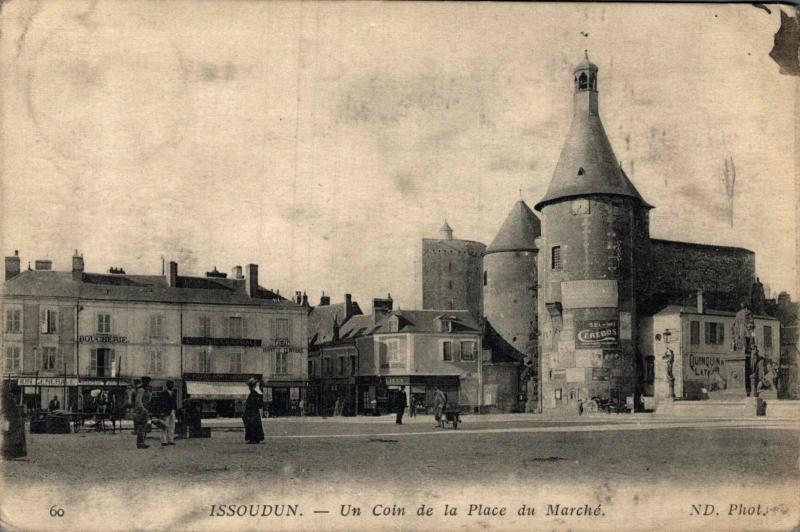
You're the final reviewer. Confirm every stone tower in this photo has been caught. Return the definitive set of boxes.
[421,221,486,319]
[483,200,541,361]
[534,52,653,415]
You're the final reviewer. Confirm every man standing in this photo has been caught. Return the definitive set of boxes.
[395,386,407,425]
[134,376,152,449]
[48,395,60,412]
[161,380,177,447]
[433,386,447,428]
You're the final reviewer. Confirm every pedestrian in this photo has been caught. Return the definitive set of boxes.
[48,395,60,412]
[395,386,407,425]
[160,380,177,446]
[298,398,305,417]
[75,392,84,430]
[134,376,152,449]
[409,397,417,418]
[2,382,26,459]
[243,378,265,444]
[333,396,342,417]
[433,386,447,428]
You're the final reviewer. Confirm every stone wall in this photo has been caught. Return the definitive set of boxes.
[421,238,485,319]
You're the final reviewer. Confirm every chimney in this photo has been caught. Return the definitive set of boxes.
[71,250,84,281]
[696,288,704,314]
[302,292,309,307]
[332,315,340,342]
[319,293,330,306]
[345,293,354,319]
[232,265,243,280]
[372,295,394,322]
[295,291,302,305]
[206,267,227,278]
[167,261,178,288]
[778,291,791,306]
[5,250,20,281]
[245,264,258,298]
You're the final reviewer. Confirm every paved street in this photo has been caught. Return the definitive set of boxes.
[3,415,798,531]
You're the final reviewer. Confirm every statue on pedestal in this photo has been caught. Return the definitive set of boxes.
[732,302,755,353]
[662,347,675,399]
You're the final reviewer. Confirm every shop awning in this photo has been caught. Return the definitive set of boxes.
[185,381,250,400]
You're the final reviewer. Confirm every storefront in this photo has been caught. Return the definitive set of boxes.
[263,379,307,416]
[356,375,460,415]
[14,376,132,414]
[183,372,259,418]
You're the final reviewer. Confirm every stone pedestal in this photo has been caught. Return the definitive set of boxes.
[655,397,675,415]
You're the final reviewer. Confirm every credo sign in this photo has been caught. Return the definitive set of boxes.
[575,319,619,349]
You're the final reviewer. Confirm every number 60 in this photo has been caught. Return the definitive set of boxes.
[49,505,65,517]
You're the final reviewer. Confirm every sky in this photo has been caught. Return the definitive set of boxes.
[1,2,797,310]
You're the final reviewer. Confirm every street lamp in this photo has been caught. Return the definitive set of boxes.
[656,329,675,399]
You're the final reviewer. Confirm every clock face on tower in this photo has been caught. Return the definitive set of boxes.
[571,198,590,215]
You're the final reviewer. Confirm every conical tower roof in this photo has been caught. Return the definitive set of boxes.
[486,200,541,254]
[534,54,652,211]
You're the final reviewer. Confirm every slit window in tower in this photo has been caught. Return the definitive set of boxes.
[551,246,562,271]
[577,167,585,176]
[483,270,487,286]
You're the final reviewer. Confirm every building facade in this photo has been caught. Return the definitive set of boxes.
[1,252,308,416]
[421,222,486,320]
[639,302,780,401]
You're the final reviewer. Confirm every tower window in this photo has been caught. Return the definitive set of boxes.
[448,280,453,290]
[483,270,487,286]
[551,246,562,271]
[577,167,585,176]
[578,73,588,90]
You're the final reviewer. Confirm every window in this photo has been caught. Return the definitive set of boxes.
[308,360,314,376]
[276,318,289,340]
[551,246,562,271]
[388,317,398,333]
[229,352,242,373]
[90,348,114,377]
[41,347,61,370]
[5,309,21,333]
[198,316,212,337]
[148,314,164,337]
[448,262,452,272]
[460,341,476,361]
[690,321,700,345]
[442,341,453,361]
[483,270,488,286]
[338,357,345,375]
[645,356,655,384]
[448,280,453,290]
[381,339,403,368]
[578,72,587,89]
[704,322,724,345]
[148,351,163,374]
[4,346,21,371]
[97,313,111,334]
[275,349,288,374]
[197,350,212,373]
[228,317,243,339]
[764,326,773,348]
[350,355,357,375]
[323,357,331,376]
[41,309,58,334]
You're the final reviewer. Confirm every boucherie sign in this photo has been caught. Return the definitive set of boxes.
[575,319,619,349]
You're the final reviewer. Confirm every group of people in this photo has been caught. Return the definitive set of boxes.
[131,377,178,449]
[392,386,449,427]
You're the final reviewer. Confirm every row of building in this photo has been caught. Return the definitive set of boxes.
[3,53,797,417]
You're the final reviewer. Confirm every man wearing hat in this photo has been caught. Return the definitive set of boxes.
[134,376,152,449]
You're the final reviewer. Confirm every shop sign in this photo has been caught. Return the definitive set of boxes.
[575,320,619,349]
[686,354,724,380]
[79,378,129,387]
[550,369,566,380]
[182,337,261,347]
[18,377,78,386]
[183,372,262,382]
[79,335,128,344]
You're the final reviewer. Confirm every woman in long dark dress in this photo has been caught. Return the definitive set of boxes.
[243,379,264,444]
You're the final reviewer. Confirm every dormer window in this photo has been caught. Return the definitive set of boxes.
[387,316,399,333]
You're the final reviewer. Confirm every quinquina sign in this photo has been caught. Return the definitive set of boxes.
[575,320,619,349]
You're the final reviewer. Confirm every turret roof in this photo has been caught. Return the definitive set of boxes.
[486,200,541,254]
[535,55,652,211]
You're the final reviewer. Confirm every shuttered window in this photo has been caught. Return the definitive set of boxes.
[5,309,21,333]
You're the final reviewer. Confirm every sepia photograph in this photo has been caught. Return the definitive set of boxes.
[1,1,798,530]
